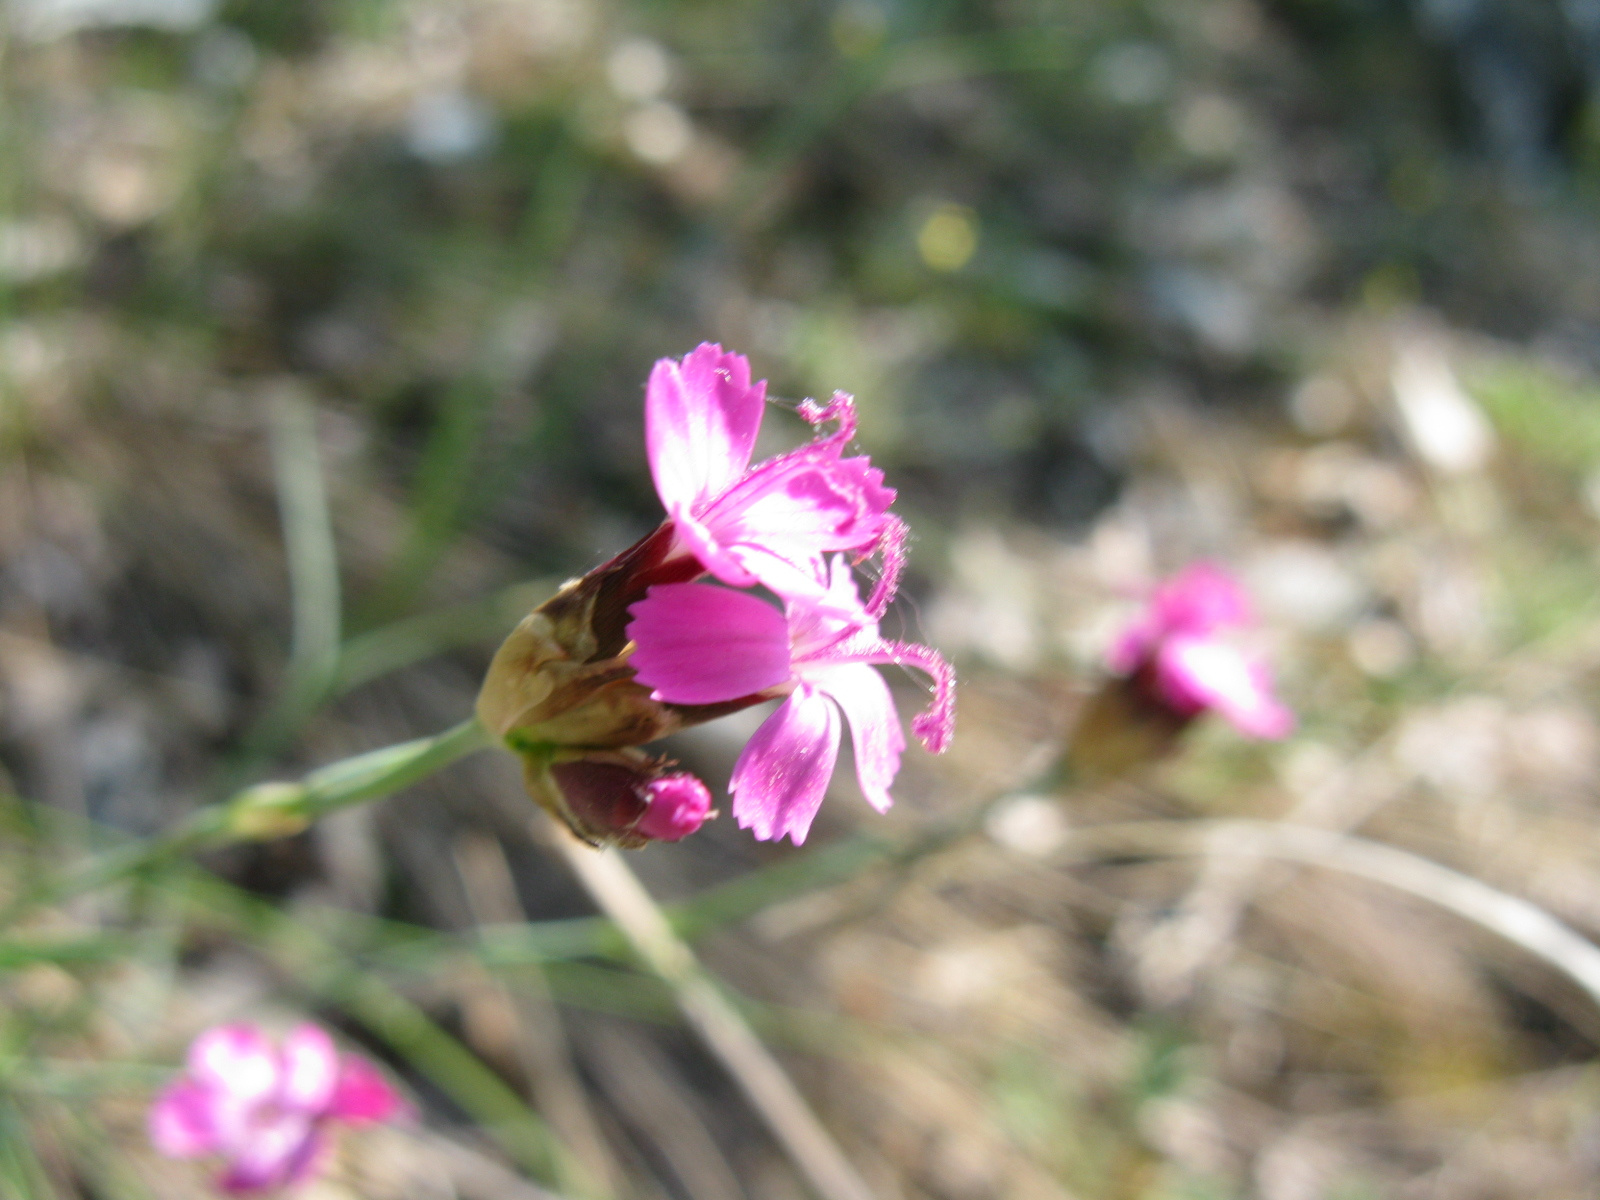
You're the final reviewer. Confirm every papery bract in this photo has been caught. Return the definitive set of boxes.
[646,343,898,603]
[476,521,707,754]
[1108,562,1293,739]
[149,1023,404,1194]
[627,557,954,845]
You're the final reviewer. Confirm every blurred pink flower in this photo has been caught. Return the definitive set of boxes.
[149,1023,404,1194]
[646,343,899,604]
[1108,562,1294,739]
[626,556,954,845]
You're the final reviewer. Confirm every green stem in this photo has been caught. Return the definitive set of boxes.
[334,968,578,1187]
[287,715,493,821]
[8,717,493,919]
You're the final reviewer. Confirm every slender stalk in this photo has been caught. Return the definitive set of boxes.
[223,390,345,778]
[287,715,493,819]
[454,834,622,1199]
[549,831,878,1200]
[5,718,492,919]
[272,389,342,704]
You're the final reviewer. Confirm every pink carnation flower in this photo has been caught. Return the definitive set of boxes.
[149,1023,404,1193]
[1108,562,1294,739]
[626,557,954,845]
[646,343,901,606]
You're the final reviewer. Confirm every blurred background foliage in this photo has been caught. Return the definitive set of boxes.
[9,0,1600,1196]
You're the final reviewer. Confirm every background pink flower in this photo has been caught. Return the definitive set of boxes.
[150,1023,404,1193]
[1109,562,1294,739]
[1107,561,1255,671]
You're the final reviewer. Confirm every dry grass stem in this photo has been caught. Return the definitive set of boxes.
[546,825,878,1200]
[1066,820,1600,1017]
[453,833,624,1199]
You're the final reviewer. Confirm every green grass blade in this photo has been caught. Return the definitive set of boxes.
[270,386,343,701]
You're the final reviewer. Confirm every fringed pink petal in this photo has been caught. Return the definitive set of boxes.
[669,386,893,603]
[670,506,761,589]
[695,451,894,577]
[328,1055,406,1123]
[797,390,859,448]
[805,663,904,812]
[861,514,907,620]
[867,639,956,754]
[721,543,837,608]
[148,1079,220,1159]
[646,344,766,514]
[785,555,881,660]
[278,1023,339,1114]
[730,686,841,845]
[627,582,793,705]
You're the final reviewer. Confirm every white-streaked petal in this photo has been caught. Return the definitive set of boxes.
[187,1025,278,1105]
[279,1024,339,1113]
[804,662,904,812]
[1158,636,1293,739]
[645,344,764,513]
[730,686,841,845]
[216,1113,320,1194]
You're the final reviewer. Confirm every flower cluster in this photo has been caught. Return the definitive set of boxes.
[477,344,953,847]
[149,1023,403,1194]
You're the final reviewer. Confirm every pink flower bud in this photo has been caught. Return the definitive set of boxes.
[637,773,713,841]
[541,753,715,848]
